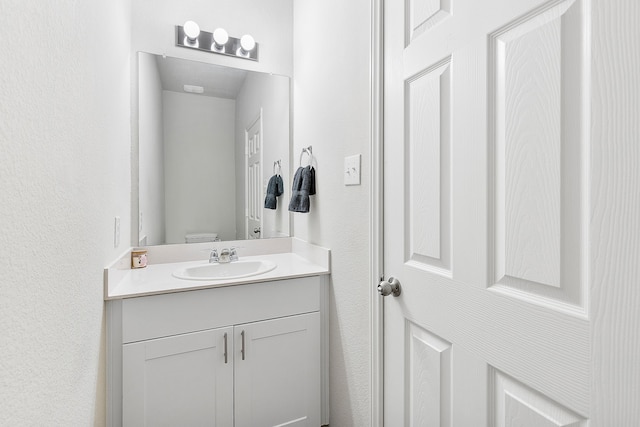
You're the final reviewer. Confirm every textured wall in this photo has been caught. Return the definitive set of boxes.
[0,1,131,425]
[293,0,372,425]
[0,0,370,424]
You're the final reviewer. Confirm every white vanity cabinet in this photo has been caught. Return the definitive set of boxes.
[107,276,328,427]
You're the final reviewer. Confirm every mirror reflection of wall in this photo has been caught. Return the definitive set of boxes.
[138,52,290,245]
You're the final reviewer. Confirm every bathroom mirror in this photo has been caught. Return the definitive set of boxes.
[137,52,291,245]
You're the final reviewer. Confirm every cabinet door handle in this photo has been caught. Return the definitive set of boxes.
[223,333,228,364]
[241,330,246,360]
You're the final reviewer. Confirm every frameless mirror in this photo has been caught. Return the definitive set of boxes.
[136,52,291,245]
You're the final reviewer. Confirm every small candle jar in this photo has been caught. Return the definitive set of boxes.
[131,249,148,268]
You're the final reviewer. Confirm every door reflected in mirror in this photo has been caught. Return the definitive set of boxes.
[137,52,291,245]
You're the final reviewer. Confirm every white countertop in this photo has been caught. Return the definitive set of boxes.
[104,238,330,300]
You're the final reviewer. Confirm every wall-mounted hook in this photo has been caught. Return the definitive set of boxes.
[299,146,313,167]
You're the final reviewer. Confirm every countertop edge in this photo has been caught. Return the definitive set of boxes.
[104,240,330,300]
[105,270,330,300]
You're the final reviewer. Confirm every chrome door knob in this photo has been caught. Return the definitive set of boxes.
[378,277,401,297]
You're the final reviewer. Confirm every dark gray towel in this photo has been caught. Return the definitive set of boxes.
[288,166,316,213]
[264,175,284,209]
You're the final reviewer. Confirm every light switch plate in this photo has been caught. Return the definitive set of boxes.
[344,154,361,186]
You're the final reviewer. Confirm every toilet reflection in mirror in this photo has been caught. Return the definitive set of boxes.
[137,52,291,245]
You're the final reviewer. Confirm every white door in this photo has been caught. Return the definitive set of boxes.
[245,113,263,240]
[382,0,640,425]
[234,313,321,427]
[122,327,233,426]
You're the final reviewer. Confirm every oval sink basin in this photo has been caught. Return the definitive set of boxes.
[173,260,277,281]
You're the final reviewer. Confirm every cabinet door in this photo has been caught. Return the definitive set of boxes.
[234,312,321,427]
[122,327,233,427]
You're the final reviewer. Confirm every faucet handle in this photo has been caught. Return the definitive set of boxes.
[229,247,239,261]
[209,248,219,263]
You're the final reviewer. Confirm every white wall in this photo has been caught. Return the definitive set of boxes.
[0,0,369,424]
[235,72,291,239]
[0,1,131,425]
[293,0,372,425]
[163,92,237,242]
[138,53,166,245]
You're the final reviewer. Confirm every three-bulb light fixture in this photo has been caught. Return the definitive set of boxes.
[176,21,258,61]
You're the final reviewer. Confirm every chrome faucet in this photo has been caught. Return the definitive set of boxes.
[214,247,238,264]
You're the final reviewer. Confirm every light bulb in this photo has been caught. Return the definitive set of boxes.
[212,28,229,52]
[240,34,256,52]
[183,21,200,45]
[237,34,256,57]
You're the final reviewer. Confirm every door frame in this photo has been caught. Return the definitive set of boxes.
[369,0,384,426]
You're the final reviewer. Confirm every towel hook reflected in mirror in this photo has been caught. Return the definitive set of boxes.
[273,160,282,175]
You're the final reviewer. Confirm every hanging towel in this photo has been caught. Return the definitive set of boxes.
[264,174,284,209]
[288,166,316,213]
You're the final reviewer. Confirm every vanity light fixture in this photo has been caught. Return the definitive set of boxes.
[175,23,259,61]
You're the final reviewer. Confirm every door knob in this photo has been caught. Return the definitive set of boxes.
[253,227,261,234]
[378,277,401,297]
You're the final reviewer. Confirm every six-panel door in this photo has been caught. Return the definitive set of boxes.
[383,0,592,425]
